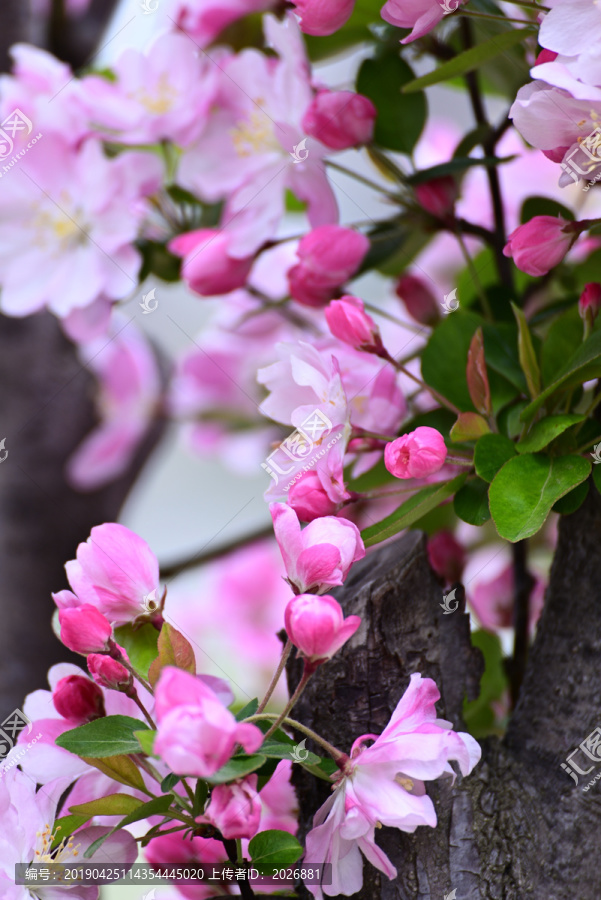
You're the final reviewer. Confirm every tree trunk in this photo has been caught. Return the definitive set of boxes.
[287,488,601,899]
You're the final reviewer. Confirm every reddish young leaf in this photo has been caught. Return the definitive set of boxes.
[467,328,492,416]
[148,623,196,687]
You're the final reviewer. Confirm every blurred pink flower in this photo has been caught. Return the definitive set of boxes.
[503,216,579,276]
[288,226,369,308]
[145,830,227,900]
[302,90,376,149]
[325,295,382,352]
[58,604,112,655]
[285,593,361,662]
[270,502,365,594]
[395,273,440,325]
[169,228,254,296]
[174,0,275,45]
[415,176,458,218]
[291,0,355,35]
[381,0,467,43]
[385,427,447,479]
[427,530,466,584]
[304,674,481,898]
[205,775,262,839]
[469,563,545,634]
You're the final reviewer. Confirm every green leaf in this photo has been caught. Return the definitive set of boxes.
[194,779,208,816]
[248,830,303,875]
[521,328,601,423]
[161,773,181,792]
[481,322,528,393]
[516,414,584,454]
[304,0,377,60]
[298,756,339,782]
[206,754,267,784]
[134,730,156,756]
[407,155,514,185]
[357,52,426,153]
[474,433,517,482]
[511,303,540,399]
[553,479,589,514]
[450,412,491,442]
[594,463,601,495]
[260,740,321,766]
[51,815,91,851]
[521,195,574,223]
[148,622,196,687]
[114,623,159,680]
[463,630,508,738]
[235,699,259,721]
[80,754,146,791]
[138,239,181,283]
[454,477,491,526]
[56,715,150,758]
[84,795,173,859]
[540,306,584,387]
[402,29,532,92]
[422,312,482,412]
[69,794,143,818]
[360,474,467,547]
[489,453,591,541]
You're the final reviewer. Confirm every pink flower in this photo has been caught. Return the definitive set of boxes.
[427,530,466,585]
[381,0,466,43]
[54,523,161,626]
[154,667,264,778]
[395,274,440,325]
[87,654,132,691]
[285,593,361,662]
[302,90,376,149]
[288,471,342,522]
[304,674,481,898]
[291,0,355,35]
[58,605,113,655]
[52,674,106,724]
[470,563,545,634]
[0,137,161,318]
[325,295,382,351]
[66,314,160,491]
[288,226,369,307]
[169,228,254,296]
[385,427,447,479]
[538,0,601,87]
[145,830,227,900]
[270,502,365,594]
[174,0,275,46]
[579,282,601,321]
[205,775,262,839]
[503,216,580,276]
[415,176,458,218]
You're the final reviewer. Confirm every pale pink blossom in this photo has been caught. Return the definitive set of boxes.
[285,593,361,662]
[52,673,106,724]
[178,14,338,257]
[385,427,447,479]
[154,667,264,778]
[538,0,601,87]
[205,775,262,839]
[174,0,275,46]
[288,226,369,308]
[291,0,355,35]
[288,471,343,522]
[258,760,298,834]
[503,216,579,276]
[53,522,161,626]
[66,315,160,491]
[169,228,254,296]
[325,295,382,351]
[58,605,112,655]
[470,563,545,634]
[302,90,376,149]
[0,137,161,318]
[304,674,481,898]
[270,502,365,594]
[381,0,467,43]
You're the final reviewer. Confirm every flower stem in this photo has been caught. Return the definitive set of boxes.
[326,160,401,199]
[262,665,313,741]
[126,687,156,729]
[246,713,346,763]
[256,640,293,714]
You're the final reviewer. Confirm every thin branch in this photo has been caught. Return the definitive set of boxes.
[159,524,275,579]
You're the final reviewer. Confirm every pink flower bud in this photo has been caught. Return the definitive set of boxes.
[325,295,382,352]
[284,593,361,663]
[302,90,376,150]
[288,226,369,308]
[427,530,466,584]
[534,49,557,65]
[87,653,132,690]
[384,427,447,479]
[503,216,579,277]
[395,274,440,326]
[415,176,458,219]
[205,775,262,840]
[52,674,106,724]
[169,229,253,296]
[292,0,355,35]
[579,282,601,322]
[288,472,340,523]
[58,604,112,654]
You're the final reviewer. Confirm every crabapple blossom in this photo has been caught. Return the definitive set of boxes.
[270,502,365,594]
[538,0,601,87]
[579,282,601,322]
[87,654,132,691]
[288,471,342,522]
[145,831,228,900]
[304,674,481,898]
[381,0,467,43]
[395,273,440,325]
[291,0,355,35]
[285,593,361,663]
[503,216,580,276]
[470,563,546,634]
[427,530,466,585]
[415,176,458,219]
[325,295,382,352]
[52,674,106,724]
[58,604,112,655]
[153,667,264,777]
[385,427,447,479]
[205,775,262,839]
[53,523,161,626]
[288,226,369,307]
[173,0,275,46]
[169,228,254,296]
[302,90,376,150]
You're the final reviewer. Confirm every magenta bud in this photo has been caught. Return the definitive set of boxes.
[53,674,106,724]
[58,604,112,655]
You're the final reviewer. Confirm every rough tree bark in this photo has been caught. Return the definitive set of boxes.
[288,487,601,899]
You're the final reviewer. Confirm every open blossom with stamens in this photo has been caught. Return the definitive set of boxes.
[304,674,481,898]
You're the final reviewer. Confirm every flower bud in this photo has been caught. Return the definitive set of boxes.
[427,530,466,584]
[205,776,262,840]
[53,674,106,724]
[58,604,112,655]
[578,282,601,323]
[503,216,579,277]
[395,274,440,326]
[284,593,361,663]
[384,427,447,479]
[288,226,369,308]
[325,295,382,352]
[302,90,376,150]
[169,229,253,296]
[415,176,458,219]
[87,653,132,690]
[288,472,340,523]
